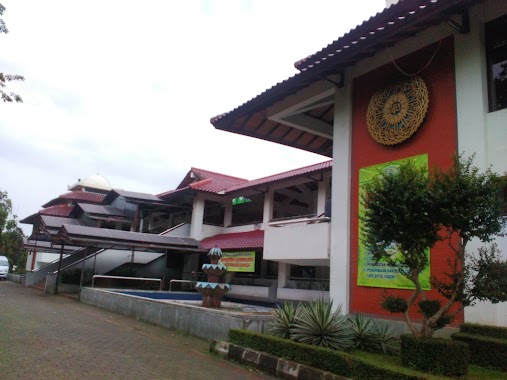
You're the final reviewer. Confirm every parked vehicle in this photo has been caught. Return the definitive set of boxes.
[0,256,9,280]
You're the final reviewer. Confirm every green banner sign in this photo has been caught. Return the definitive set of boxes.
[220,251,256,272]
[358,154,431,290]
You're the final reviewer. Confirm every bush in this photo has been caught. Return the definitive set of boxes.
[230,329,427,379]
[290,299,354,350]
[452,332,507,372]
[400,334,469,377]
[348,314,399,355]
[459,322,507,340]
[269,302,299,339]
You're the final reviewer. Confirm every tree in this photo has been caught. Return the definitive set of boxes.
[362,154,507,337]
[0,190,26,271]
[0,3,24,102]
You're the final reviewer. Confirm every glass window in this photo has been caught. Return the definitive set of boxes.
[486,15,507,112]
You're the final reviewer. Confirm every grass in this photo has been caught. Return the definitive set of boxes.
[351,351,507,380]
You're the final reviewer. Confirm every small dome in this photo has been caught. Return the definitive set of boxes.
[69,174,112,191]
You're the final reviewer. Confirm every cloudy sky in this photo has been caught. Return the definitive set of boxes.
[0,0,385,234]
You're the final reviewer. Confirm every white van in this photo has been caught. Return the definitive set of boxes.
[0,256,9,280]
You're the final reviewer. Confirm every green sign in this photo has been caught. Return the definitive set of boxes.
[232,197,251,206]
[358,154,431,290]
[220,251,256,272]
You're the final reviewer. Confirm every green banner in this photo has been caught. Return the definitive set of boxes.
[358,154,431,290]
[220,251,256,272]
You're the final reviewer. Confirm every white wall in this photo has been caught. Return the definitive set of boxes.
[454,0,507,327]
[264,220,330,266]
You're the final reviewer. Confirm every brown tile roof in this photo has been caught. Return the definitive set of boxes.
[39,204,74,218]
[199,229,264,250]
[42,191,105,207]
[211,0,481,156]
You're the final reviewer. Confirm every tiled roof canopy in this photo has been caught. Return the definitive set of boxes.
[211,0,480,157]
[42,191,106,208]
[200,230,264,250]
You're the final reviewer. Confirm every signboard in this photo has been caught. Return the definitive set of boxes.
[358,154,431,290]
[220,251,256,272]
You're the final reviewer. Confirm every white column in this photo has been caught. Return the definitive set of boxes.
[262,189,274,227]
[189,194,205,239]
[316,175,330,216]
[329,80,352,314]
[277,262,290,288]
[224,199,232,227]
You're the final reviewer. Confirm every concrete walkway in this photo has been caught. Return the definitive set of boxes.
[0,281,274,380]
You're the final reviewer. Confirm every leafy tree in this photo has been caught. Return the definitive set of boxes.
[0,189,26,271]
[362,154,507,337]
[0,3,23,102]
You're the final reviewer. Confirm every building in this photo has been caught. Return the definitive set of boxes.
[22,163,333,303]
[210,0,507,326]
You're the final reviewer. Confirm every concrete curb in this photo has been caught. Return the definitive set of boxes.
[210,340,351,380]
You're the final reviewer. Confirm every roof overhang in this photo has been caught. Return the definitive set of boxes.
[211,0,482,157]
[53,224,205,253]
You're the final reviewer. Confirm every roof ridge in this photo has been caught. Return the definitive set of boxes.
[191,167,249,182]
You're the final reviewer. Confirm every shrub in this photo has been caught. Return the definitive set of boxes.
[459,322,507,340]
[382,296,408,313]
[400,334,469,377]
[348,314,399,355]
[230,329,427,380]
[269,302,299,339]
[290,299,354,350]
[452,332,507,372]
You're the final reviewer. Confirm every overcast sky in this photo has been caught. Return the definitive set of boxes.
[0,0,385,234]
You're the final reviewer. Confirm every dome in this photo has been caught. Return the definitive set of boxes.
[68,174,112,191]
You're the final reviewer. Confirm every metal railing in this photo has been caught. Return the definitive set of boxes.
[169,279,196,292]
[91,275,163,290]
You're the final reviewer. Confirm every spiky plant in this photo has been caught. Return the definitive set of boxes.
[290,299,354,351]
[373,321,400,355]
[269,302,300,339]
[348,314,378,352]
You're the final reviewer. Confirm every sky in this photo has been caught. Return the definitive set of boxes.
[0,0,386,234]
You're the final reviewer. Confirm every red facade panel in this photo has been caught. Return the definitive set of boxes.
[349,37,462,324]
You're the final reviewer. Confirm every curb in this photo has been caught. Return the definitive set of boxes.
[210,340,351,380]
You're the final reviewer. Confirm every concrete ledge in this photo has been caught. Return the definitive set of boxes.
[81,288,274,340]
[210,340,351,380]
[7,273,25,284]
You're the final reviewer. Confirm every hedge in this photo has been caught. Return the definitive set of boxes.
[229,329,429,380]
[452,332,507,372]
[400,334,469,377]
[459,323,507,340]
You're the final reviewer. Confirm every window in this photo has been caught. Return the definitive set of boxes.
[486,15,507,112]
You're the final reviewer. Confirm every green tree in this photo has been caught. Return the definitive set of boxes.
[0,3,23,102]
[0,190,26,271]
[362,155,507,337]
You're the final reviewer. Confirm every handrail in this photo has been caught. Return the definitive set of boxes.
[91,275,162,290]
[269,216,330,227]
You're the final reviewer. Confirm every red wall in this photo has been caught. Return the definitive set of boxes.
[350,37,463,324]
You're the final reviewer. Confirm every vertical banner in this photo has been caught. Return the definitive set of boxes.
[220,251,256,272]
[358,154,431,290]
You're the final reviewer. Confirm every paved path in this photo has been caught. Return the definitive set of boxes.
[0,281,274,380]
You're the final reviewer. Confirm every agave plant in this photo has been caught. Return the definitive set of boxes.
[269,302,300,339]
[373,320,400,355]
[348,313,378,352]
[290,299,354,351]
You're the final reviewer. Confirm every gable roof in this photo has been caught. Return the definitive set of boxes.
[211,0,481,156]
[199,229,264,250]
[158,168,248,198]
[159,160,332,199]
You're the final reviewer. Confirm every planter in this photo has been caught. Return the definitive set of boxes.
[226,284,277,303]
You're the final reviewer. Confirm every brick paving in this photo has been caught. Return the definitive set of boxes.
[0,281,274,380]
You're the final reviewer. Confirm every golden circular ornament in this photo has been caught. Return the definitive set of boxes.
[366,76,429,145]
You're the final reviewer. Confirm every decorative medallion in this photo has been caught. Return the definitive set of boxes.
[366,76,429,145]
